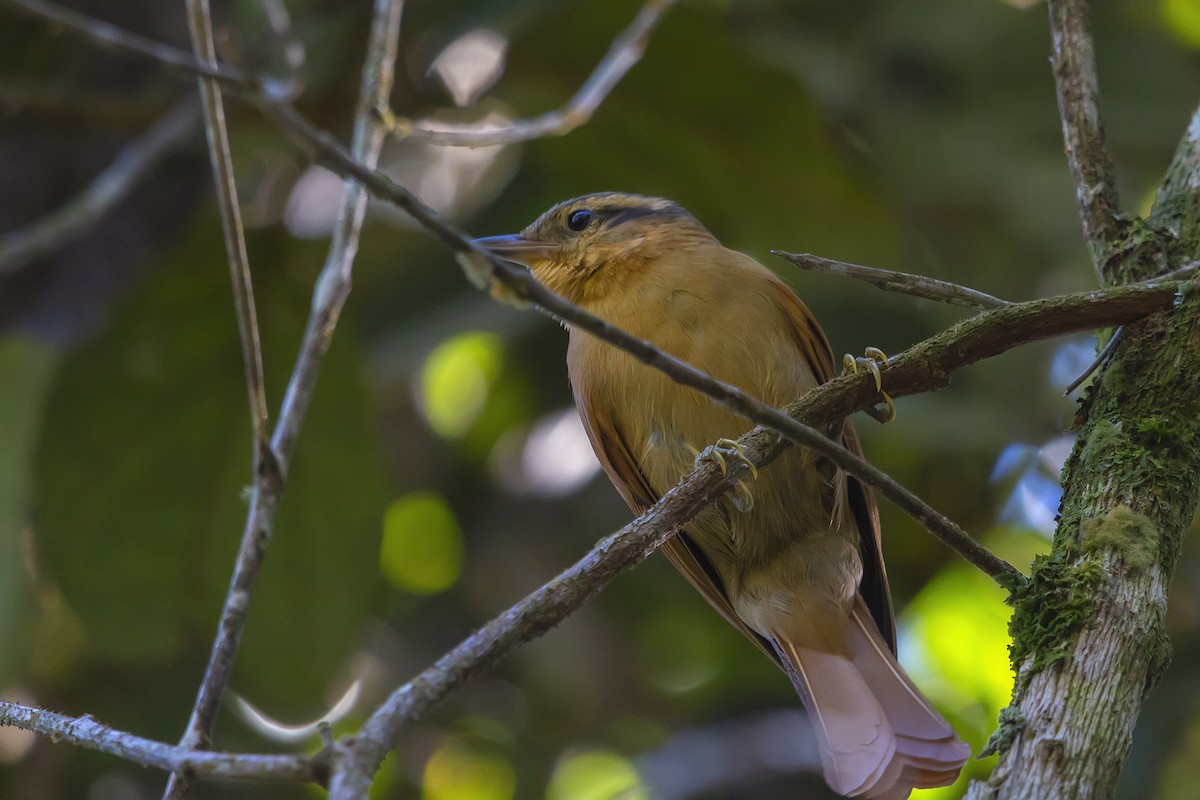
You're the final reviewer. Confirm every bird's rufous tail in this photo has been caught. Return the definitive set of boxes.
[773,598,970,799]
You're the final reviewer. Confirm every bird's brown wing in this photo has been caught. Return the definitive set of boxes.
[766,279,897,652]
[572,385,781,665]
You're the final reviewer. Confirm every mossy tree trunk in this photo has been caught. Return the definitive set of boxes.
[966,103,1200,799]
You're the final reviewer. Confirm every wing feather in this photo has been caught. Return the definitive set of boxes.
[766,279,897,651]
[572,382,780,664]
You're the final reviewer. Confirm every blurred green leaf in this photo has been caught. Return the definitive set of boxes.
[636,604,721,695]
[416,329,533,463]
[418,331,505,439]
[1162,0,1200,48]
[906,564,1013,718]
[33,219,389,705]
[546,750,646,800]
[423,736,517,800]
[380,491,464,595]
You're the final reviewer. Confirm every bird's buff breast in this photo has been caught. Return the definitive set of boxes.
[567,277,862,615]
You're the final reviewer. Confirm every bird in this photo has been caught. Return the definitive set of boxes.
[474,193,970,799]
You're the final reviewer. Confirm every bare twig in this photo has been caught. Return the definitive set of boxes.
[271,0,404,461]
[1061,261,1199,399]
[185,0,269,445]
[772,251,1012,310]
[382,0,676,147]
[326,460,733,798]
[163,2,405,798]
[1145,259,1200,284]
[5,0,240,84]
[0,701,324,783]
[162,5,273,797]
[0,99,200,275]
[327,277,1182,798]
[1063,324,1122,395]
[1048,0,1123,277]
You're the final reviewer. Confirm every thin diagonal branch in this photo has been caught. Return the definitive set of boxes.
[329,279,1188,797]
[163,4,273,797]
[772,251,1012,310]
[271,0,404,461]
[164,3,405,799]
[0,99,199,275]
[0,701,324,783]
[1048,0,1123,277]
[381,0,676,147]
[5,0,239,84]
[185,0,269,445]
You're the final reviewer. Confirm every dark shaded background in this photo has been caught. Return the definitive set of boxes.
[2,0,1199,798]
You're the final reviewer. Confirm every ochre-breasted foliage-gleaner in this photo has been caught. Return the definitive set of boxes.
[476,193,971,799]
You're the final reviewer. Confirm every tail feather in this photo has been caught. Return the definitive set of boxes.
[893,733,971,771]
[777,639,897,796]
[773,597,971,799]
[848,599,958,742]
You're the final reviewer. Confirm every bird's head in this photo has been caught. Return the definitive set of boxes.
[473,192,717,304]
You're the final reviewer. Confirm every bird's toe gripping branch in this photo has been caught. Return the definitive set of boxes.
[693,438,758,513]
[842,346,896,423]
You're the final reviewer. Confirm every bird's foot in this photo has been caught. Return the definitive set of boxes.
[693,438,757,513]
[842,346,895,423]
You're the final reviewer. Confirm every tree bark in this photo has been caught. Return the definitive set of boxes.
[966,106,1200,800]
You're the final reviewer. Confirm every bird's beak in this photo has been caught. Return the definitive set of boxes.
[472,234,557,267]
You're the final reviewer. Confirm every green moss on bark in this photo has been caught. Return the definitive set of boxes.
[1080,505,1157,570]
[1007,552,1104,676]
[981,706,1026,758]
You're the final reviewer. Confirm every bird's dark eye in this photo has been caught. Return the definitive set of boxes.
[566,209,593,231]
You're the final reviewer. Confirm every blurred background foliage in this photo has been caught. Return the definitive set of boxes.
[1,0,1199,798]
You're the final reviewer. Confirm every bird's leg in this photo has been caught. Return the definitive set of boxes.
[692,438,757,513]
[842,346,895,423]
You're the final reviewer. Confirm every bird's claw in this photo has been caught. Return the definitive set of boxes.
[693,438,759,480]
[842,347,895,423]
[697,441,757,513]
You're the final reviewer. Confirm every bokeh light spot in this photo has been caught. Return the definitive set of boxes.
[430,29,508,107]
[637,607,721,694]
[547,750,647,800]
[417,332,505,439]
[423,737,516,800]
[491,408,601,497]
[380,492,463,595]
[1163,0,1200,48]
[903,564,1013,718]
